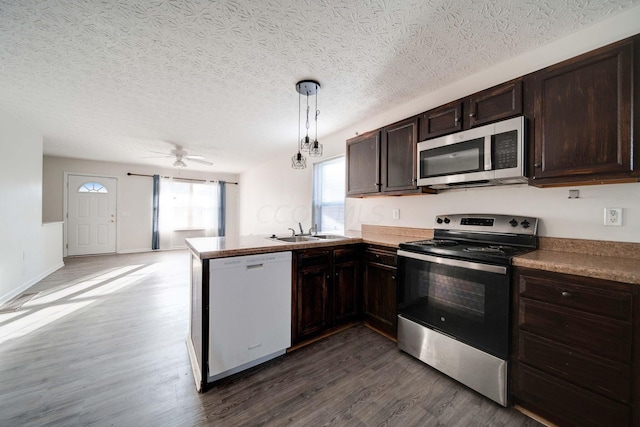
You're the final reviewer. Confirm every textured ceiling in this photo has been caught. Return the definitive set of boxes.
[1,0,638,173]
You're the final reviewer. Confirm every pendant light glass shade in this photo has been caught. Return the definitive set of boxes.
[291,80,321,169]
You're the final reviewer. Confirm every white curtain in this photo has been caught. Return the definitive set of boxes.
[158,178,220,249]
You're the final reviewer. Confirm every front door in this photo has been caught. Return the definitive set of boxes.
[67,175,117,256]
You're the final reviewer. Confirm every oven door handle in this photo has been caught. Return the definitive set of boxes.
[397,250,508,275]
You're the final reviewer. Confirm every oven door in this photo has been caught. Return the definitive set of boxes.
[397,250,510,359]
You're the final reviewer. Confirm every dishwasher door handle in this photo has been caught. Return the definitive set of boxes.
[246,263,264,270]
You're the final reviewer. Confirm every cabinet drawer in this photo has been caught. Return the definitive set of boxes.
[514,363,630,427]
[333,246,360,264]
[296,249,332,269]
[364,249,397,267]
[518,331,631,403]
[519,298,632,363]
[518,271,632,321]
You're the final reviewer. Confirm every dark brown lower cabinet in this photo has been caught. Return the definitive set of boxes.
[293,249,332,343]
[292,246,361,344]
[512,267,639,427]
[363,246,397,339]
[333,247,362,324]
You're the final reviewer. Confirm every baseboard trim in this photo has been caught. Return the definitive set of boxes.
[513,405,558,427]
[117,247,187,254]
[0,261,65,305]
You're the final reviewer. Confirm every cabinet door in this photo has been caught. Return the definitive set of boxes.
[294,265,331,343]
[346,130,380,196]
[333,260,361,324]
[363,256,397,339]
[466,80,522,128]
[531,40,635,184]
[513,363,630,427]
[418,100,463,140]
[381,117,419,193]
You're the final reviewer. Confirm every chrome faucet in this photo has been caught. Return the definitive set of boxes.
[309,224,317,236]
[288,228,296,236]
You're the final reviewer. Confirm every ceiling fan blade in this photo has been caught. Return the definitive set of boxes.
[141,155,173,159]
[187,158,213,165]
[149,151,172,156]
[185,155,206,160]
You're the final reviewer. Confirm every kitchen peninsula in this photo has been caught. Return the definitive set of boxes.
[185,225,640,427]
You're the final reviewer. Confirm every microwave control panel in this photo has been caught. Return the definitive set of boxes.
[492,130,519,170]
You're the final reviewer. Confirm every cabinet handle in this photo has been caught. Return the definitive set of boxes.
[534,163,541,168]
[561,291,571,298]
[392,275,396,280]
[375,254,380,258]
[469,112,475,118]
[454,117,459,124]
[326,275,331,279]
[335,272,339,276]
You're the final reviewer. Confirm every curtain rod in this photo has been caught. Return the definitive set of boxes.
[127,172,238,185]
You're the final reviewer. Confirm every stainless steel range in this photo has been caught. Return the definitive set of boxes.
[397,214,538,406]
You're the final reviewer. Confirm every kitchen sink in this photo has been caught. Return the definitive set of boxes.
[269,234,349,243]
[313,234,348,240]
[271,235,319,242]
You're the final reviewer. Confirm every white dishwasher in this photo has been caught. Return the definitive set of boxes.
[208,251,291,382]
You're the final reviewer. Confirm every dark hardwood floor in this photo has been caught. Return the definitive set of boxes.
[0,250,541,426]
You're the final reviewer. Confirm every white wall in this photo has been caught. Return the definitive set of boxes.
[239,7,640,243]
[43,156,240,253]
[0,115,64,304]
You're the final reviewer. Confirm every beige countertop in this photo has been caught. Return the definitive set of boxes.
[185,225,433,260]
[513,250,640,285]
[185,233,360,260]
[186,225,640,286]
[512,236,640,286]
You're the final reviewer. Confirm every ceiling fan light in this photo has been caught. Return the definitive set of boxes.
[173,159,186,167]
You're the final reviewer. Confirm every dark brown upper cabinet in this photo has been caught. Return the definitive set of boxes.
[466,80,523,128]
[346,130,380,196]
[417,80,523,141]
[530,38,639,186]
[418,100,463,140]
[381,116,421,194]
[347,118,433,197]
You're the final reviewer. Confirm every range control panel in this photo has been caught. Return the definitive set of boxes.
[435,214,539,235]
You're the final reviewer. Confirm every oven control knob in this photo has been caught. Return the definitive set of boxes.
[509,219,518,227]
[436,218,443,224]
[521,220,530,228]
[440,316,446,322]
[444,218,450,224]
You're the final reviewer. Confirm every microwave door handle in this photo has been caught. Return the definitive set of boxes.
[484,136,492,171]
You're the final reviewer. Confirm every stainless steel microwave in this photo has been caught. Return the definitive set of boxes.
[417,116,526,189]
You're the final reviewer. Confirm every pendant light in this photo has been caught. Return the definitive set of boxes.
[291,80,321,169]
[309,86,322,157]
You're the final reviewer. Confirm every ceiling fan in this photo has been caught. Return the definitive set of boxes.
[147,146,213,167]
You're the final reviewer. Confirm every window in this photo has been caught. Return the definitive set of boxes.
[312,156,345,233]
[78,182,107,193]
[159,179,218,231]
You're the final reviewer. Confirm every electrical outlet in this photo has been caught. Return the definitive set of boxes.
[392,209,400,220]
[604,208,623,226]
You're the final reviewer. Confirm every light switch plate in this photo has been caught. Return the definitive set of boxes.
[392,209,400,220]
